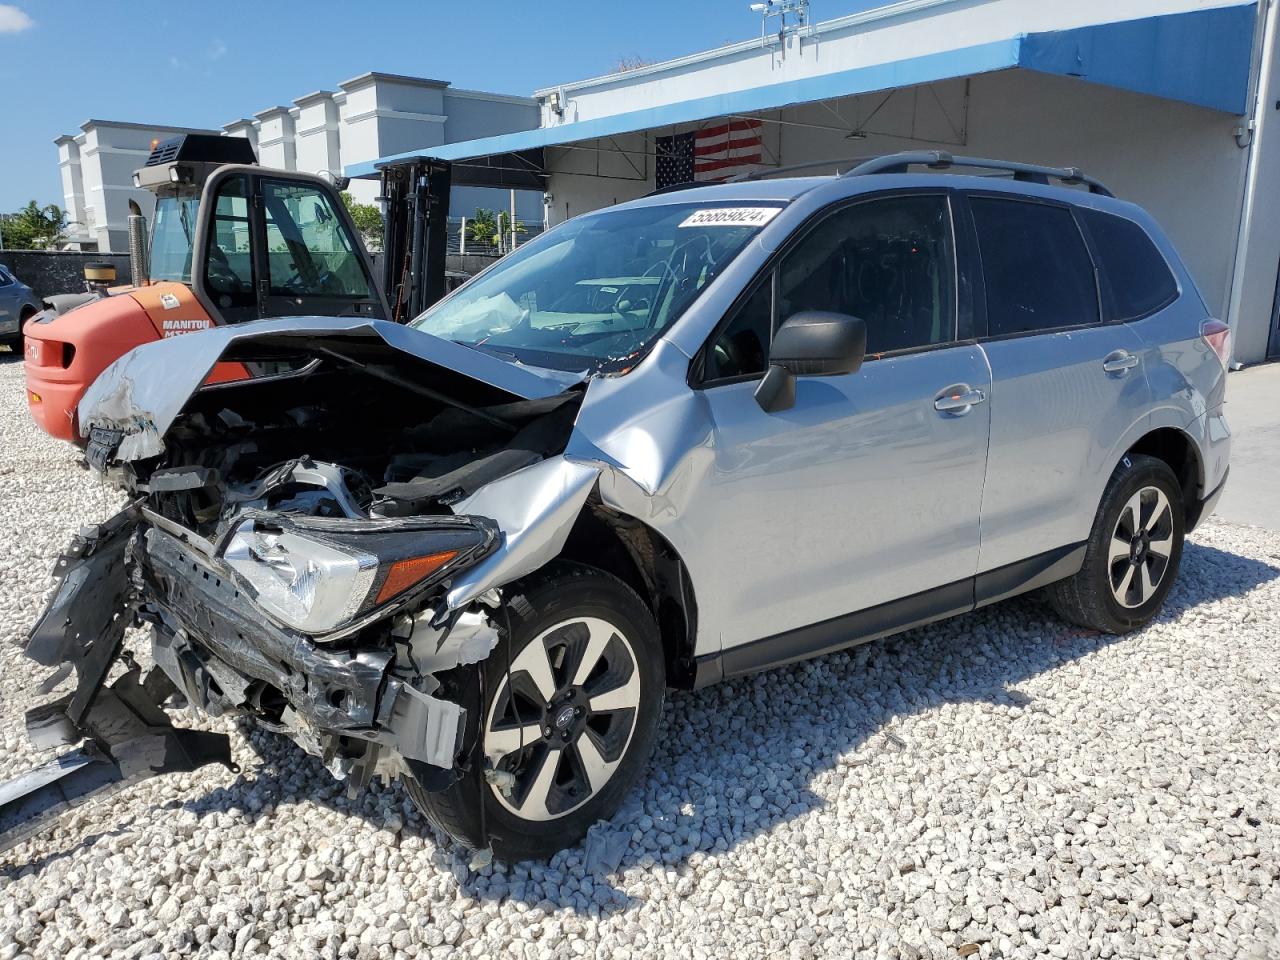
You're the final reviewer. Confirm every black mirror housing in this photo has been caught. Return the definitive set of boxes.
[770,311,867,376]
[754,311,867,412]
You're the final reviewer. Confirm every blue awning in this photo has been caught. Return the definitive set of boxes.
[348,4,1256,179]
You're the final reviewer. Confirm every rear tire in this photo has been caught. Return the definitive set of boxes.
[405,562,665,862]
[1047,453,1185,634]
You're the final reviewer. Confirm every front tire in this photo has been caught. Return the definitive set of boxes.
[1047,453,1185,634]
[406,562,665,861]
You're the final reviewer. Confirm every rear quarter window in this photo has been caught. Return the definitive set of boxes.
[1079,209,1179,321]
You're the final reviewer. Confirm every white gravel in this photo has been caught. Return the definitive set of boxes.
[1,346,1278,960]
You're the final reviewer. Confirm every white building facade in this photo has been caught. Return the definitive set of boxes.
[56,72,540,255]
[353,0,1280,364]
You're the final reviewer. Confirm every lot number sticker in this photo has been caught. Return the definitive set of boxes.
[679,207,781,229]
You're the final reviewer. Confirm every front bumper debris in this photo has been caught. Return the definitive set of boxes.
[140,526,469,771]
[0,667,233,855]
[1,504,487,853]
[1,511,234,853]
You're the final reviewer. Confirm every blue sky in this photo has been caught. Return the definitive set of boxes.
[0,0,887,213]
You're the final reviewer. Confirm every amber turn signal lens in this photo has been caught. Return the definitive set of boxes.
[375,551,459,605]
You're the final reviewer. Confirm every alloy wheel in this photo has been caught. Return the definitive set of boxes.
[1108,484,1176,609]
[483,616,641,821]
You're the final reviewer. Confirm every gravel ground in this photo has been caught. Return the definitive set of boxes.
[0,347,1278,960]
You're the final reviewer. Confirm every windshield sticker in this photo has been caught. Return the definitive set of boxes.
[679,207,781,229]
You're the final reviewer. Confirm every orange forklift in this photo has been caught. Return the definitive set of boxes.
[24,135,456,442]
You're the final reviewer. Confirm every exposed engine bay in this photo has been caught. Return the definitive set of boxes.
[2,323,594,851]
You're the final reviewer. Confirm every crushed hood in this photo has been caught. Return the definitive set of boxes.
[79,316,585,461]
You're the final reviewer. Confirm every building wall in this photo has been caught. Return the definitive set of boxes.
[60,121,222,252]
[773,71,1247,324]
[535,0,1248,125]
[57,76,541,250]
[1225,0,1280,362]
[544,70,1247,330]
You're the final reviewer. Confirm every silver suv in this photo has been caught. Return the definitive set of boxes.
[11,153,1230,861]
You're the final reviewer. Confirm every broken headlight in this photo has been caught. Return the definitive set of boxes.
[221,515,497,635]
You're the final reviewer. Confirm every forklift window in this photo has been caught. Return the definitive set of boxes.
[150,193,200,284]
[204,175,256,320]
[261,181,373,300]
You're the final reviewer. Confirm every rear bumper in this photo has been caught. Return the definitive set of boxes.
[1188,466,1229,532]
[24,364,83,442]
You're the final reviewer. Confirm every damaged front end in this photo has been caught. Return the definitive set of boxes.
[2,319,593,852]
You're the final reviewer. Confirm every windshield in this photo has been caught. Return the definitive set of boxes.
[410,201,783,373]
[150,193,200,283]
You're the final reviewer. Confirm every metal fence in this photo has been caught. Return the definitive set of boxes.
[446,217,545,257]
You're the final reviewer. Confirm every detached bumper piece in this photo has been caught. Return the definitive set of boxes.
[1,507,232,854]
[0,667,233,855]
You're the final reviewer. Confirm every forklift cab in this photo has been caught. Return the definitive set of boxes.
[145,163,387,326]
[195,166,385,323]
[25,134,388,443]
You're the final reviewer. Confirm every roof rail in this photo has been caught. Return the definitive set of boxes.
[846,150,1114,197]
[722,156,877,183]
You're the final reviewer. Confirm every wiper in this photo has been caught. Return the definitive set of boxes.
[451,339,520,363]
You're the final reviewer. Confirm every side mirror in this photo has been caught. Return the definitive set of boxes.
[754,311,867,413]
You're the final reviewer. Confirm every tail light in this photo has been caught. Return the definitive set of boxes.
[1200,320,1231,368]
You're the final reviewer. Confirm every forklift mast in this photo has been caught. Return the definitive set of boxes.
[378,158,453,323]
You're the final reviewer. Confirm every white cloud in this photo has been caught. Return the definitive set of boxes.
[206,38,227,61]
[0,4,34,33]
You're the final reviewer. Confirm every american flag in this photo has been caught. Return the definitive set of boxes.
[655,118,765,189]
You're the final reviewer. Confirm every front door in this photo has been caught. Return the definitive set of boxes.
[686,193,991,660]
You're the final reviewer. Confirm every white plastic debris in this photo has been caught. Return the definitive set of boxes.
[484,768,516,798]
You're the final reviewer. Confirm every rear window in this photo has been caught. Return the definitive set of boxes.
[970,197,1099,337]
[1080,209,1178,321]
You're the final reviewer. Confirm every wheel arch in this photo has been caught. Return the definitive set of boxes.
[1122,426,1204,525]
[554,498,701,690]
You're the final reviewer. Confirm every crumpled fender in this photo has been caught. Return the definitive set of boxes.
[443,340,719,651]
[445,456,600,609]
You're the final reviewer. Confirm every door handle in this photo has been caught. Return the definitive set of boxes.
[1102,350,1139,375]
[934,385,986,414]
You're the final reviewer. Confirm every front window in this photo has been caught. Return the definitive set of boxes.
[410,201,783,373]
[149,192,200,283]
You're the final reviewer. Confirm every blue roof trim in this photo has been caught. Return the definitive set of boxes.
[347,4,1256,178]
[1019,4,1256,115]
[346,38,1022,177]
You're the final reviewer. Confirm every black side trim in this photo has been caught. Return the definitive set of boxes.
[973,542,1086,609]
[692,542,1091,686]
[709,579,973,683]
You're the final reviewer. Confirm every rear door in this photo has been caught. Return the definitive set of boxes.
[962,192,1153,583]
[194,169,388,325]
